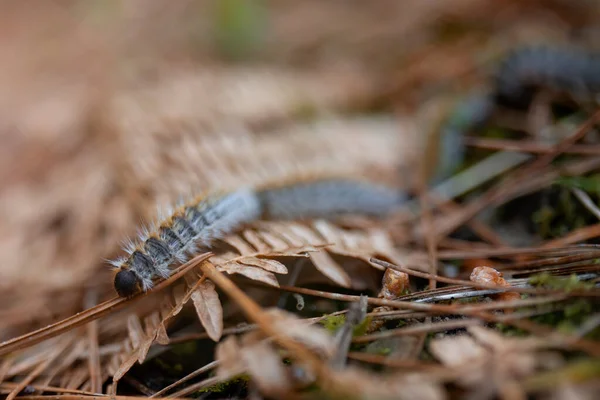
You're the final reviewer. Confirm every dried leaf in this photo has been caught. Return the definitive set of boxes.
[242,229,275,253]
[254,230,292,251]
[190,280,224,342]
[215,336,245,380]
[137,312,161,362]
[112,353,139,383]
[219,262,280,287]
[266,309,335,356]
[240,340,292,395]
[223,234,257,255]
[430,335,486,367]
[126,315,145,351]
[467,326,547,352]
[309,250,352,287]
[331,367,444,400]
[238,257,289,274]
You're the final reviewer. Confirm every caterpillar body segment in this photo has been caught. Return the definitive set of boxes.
[258,179,407,219]
[112,189,262,297]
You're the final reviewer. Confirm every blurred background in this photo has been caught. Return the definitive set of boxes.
[1,0,599,338]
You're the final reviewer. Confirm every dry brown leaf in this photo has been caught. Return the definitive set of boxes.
[266,309,335,357]
[309,250,352,288]
[218,263,281,287]
[467,325,548,353]
[238,257,289,275]
[430,326,563,392]
[240,338,292,395]
[215,336,245,380]
[216,331,292,396]
[126,315,145,353]
[222,235,258,256]
[189,279,224,342]
[312,220,404,265]
[430,334,487,368]
[330,367,445,400]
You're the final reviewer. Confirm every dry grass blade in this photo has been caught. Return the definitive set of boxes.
[149,361,218,398]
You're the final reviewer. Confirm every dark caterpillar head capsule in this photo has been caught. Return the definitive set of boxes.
[114,269,142,297]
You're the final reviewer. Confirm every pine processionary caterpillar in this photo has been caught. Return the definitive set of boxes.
[110,179,406,297]
[437,45,600,174]
[494,46,600,108]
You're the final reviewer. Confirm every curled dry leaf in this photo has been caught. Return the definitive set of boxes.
[266,309,336,357]
[470,266,521,302]
[238,257,289,274]
[309,250,352,287]
[189,279,224,342]
[218,262,281,287]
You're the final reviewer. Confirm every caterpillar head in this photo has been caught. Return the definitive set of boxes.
[114,269,142,297]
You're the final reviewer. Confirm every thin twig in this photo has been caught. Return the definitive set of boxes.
[353,318,482,344]
[464,137,600,155]
[150,361,218,398]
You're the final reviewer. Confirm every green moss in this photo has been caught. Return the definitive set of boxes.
[352,316,372,337]
[529,298,594,333]
[528,273,594,292]
[197,374,250,394]
[321,314,347,333]
[555,175,600,194]
[319,315,372,337]
[530,187,590,239]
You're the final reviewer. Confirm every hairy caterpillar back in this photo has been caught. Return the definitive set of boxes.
[111,189,261,297]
